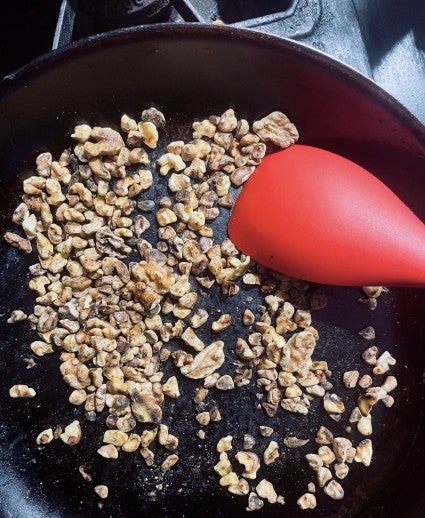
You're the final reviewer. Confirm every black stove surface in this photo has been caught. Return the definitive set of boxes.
[1,0,424,124]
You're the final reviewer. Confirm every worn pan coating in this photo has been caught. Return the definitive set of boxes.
[0,24,424,518]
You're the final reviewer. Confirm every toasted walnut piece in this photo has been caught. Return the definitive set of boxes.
[13,202,30,224]
[103,429,128,447]
[121,114,138,132]
[263,441,279,465]
[211,314,232,332]
[316,426,333,445]
[30,340,54,357]
[305,454,323,471]
[229,478,250,496]
[323,393,345,414]
[98,444,119,459]
[381,375,397,393]
[163,376,180,398]
[217,436,233,453]
[196,412,210,426]
[214,452,232,476]
[84,127,124,158]
[361,350,378,371]
[253,111,298,148]
[181,327,205,352]
[216,375,234,391]
[131,391,162,424]
[197,429,206,440]
[36,428,54,445]
[259,426,274,437]
[281,396,310,415]
[307,483,316,493]
[332,437,353,463]
[324,480,344,500]
[140,447,155,466]
[190,308,209,329]
[157,153,186,176]
[69,389,87,405]
[373,351,396,375]
[362,286,383,298]
[334,462,349,479]
[180,341,224,379]
[7,310,28,324]
[297,493,317,510]
[220,472,239,487]
[121,433,141,453]
[316,466,332,488]
[383,394,395,407]
[242,309,255,326]
[60,420,82,446]
[94,485,109,499]
[9,384,36,398]
[355,439,373,466]
[140,121,159,149]
[343,370,359,388]
[235,451,260,479]
[318,446,336,466]
[79,465,92,482]
[246,492,264,512]
[161,454,179,471]
[256,479,277,504]
[141,107,166,128]
[230,166,255,186]
[71,124,91,143]
[359,326,375,340]
[242,434,255,450]
[4,232,32,254]
[357,414,373,436]
[284,437,310,448]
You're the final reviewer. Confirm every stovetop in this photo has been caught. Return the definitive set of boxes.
[1,0,424,125]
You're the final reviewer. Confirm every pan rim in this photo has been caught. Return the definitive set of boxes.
[0,22,424,148]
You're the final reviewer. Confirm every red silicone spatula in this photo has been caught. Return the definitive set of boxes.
[228,144,425,287]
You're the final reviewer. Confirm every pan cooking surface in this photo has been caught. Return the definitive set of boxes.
[0,25,424,518]
[0,112,422,518]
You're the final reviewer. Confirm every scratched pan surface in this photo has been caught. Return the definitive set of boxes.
[0,25,425,518]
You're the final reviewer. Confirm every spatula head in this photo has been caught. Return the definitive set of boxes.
[228,145,425,287]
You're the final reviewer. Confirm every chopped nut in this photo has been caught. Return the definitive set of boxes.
[316,466,332,488]
[246,492,264,512]
[297,493,317,510]
[60,420,82,445]
[256,479,277,504]
[259,426,274,437]
[236,451,261,479]
[220,472,239,487]
[316,426,333,445]
[358,375,373,389]
[263,441,279,465]
[334,462,349,479]
[163,376,180,398]
[122,434,141,453]
[78,465,92,482]
[9,384,36,398]
[243,434,256,450]
[94,485,109,499]
[381,375,397,393]
[354,439,373,466]
[4,232,32,254]
[362,286,383,298]
[323,393,345,414]
[359,326,375,340]
[214,452,232,476]
[228,478,250,496]
[98,444,119,459]
[332,437,353,463]
[362,345,379,365]
[161,454,179,471]
[216,375,234,391]
[103,429,128,447]
[305,454,323,471]
[217,436,233,453]
[180,341,224,379]
[318,446,336,466]
[357,414,372,436]
[324,480,344,500]
[253,111,298,148]
[7,310,28,324]
[373,351,396,375]
[283,437,310,448]
[36,428,54,445]
[196,412,210,426]
[343,370,359,388]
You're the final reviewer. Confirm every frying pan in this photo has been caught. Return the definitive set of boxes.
[0,24,425,518]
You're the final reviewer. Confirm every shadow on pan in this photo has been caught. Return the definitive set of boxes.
[0,24,424,518]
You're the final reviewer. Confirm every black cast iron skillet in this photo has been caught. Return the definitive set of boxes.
[0,24,424,518]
